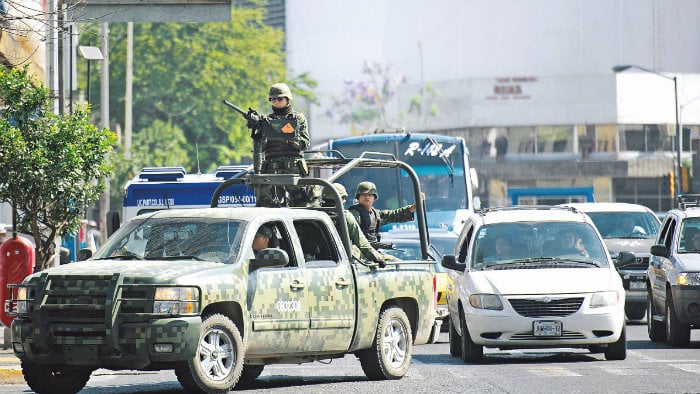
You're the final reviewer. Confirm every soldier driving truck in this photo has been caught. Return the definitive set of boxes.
[4,155,437,394]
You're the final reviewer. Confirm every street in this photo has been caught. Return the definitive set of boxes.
[3,320,699,393]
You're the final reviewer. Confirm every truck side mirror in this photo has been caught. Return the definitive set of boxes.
[615,251,637,268]
[77,248,93,261]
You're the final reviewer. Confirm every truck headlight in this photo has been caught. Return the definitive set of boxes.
[468,294,503,310]
[5,285,32,316]
[153,287,200,315]
[590,291,620,308]
[677,272,700,286]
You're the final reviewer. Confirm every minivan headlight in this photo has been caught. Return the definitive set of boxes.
[590,291,620,308]
[468,294,503,310]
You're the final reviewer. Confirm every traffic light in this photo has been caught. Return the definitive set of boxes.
[669,171,675,197]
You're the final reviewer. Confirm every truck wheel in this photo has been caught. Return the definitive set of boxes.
[624,303,646,320]
[448,317,462,357]
[647,292,665,342]
[604,323,627,360]
[237,365,265,387]
[358,307,412,380]
[459,311,483,363]
[665,291,690,347]
[21,361,92,394]
[175,314,244,393]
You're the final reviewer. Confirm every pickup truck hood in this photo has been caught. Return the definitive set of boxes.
[32,260,226,282]
[467,268,617,295]
[677,252,700,271]
[603,238,654,255]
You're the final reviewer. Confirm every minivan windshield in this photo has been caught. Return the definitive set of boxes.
[471,221,608,270]
[585,211,660,240]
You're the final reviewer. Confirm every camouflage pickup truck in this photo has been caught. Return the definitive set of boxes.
[5,164,436,394]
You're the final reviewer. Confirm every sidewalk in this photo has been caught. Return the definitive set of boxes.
[0,327,24,385]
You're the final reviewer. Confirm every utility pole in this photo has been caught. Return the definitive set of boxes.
[99,23,110,239]
[125,22,133,158]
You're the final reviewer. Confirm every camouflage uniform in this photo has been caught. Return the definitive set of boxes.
[348,181,415,243]
[255,83,311,207]
[322,183,385,263]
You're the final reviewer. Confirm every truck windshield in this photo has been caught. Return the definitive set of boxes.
[95,217,244,263]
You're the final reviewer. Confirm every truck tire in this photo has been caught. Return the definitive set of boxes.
[624,303,646,320]
[237,365,265,387]
[647,292,665,342]
[448,317,462,357]
[604,323,627,360]
[175,314,244,393]
[21,361,92,394]
[665,291,690,347]
[459,311,483,363]
[358,307,412,380]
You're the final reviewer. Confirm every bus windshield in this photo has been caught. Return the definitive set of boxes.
[329,133,472,231]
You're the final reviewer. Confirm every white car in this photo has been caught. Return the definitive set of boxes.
[442,206,626,362]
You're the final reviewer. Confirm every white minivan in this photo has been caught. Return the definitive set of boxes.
[442,206,626,362]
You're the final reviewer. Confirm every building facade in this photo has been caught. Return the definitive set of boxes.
[282,0,700,211]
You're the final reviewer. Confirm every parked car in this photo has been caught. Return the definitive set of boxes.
[560,202,661,320]
[380,229,459,343]
[648,195,700,347]
[442,206,626,363]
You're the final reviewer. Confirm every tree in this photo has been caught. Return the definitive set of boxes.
[326,60,438,134]
[0,66,116,271]
[77,5,317,205]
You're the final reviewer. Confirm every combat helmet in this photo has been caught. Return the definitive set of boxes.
[269,83,293,101]
[321,183,348,206]
[355,181,378,200]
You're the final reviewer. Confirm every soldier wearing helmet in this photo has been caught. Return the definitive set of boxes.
[348,181,425,243]
[322,183,388,267]
[254,82,312,207]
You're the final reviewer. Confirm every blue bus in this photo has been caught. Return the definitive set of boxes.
[323,131,478,234]
[121,165,255,222]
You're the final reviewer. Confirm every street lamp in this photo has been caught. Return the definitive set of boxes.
[612,64,681,197]
[78,46,104,106]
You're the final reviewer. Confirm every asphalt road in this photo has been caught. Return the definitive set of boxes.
[2,320,700,393]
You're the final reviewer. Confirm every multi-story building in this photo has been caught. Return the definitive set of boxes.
[279,0,700,211]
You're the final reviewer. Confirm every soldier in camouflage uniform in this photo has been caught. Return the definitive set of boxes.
[252,225,274,255]
[323,183,387,266]
[254,83,311,207]
[348,181,425,243]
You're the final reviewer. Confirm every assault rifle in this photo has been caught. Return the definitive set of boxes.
[221,99,265,173]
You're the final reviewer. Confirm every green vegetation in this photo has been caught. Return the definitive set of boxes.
[0,66,116,271]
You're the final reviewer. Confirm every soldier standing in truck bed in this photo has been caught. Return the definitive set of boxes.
[253,82,311,207]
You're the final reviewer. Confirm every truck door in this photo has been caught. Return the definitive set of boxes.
[246,221,310,355]
[295,219,356,352]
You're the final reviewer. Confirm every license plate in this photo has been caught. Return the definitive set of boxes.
[533,321,562,336]
[629,281,646,290]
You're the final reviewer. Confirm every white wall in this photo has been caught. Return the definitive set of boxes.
[286,0,700,141]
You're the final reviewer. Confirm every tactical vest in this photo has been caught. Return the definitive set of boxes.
[349,205,382,242]
[264,111,302,160]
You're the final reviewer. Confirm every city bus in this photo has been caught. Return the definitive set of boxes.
[322,131,478,234]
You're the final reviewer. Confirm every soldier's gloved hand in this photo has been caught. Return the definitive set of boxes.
[288,140,301,150]
[247,118,259,130]
[375,258,386,268]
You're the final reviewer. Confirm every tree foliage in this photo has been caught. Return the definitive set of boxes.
[77,5,316,208]
[326,60,438,134]
[0,66,116,271]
